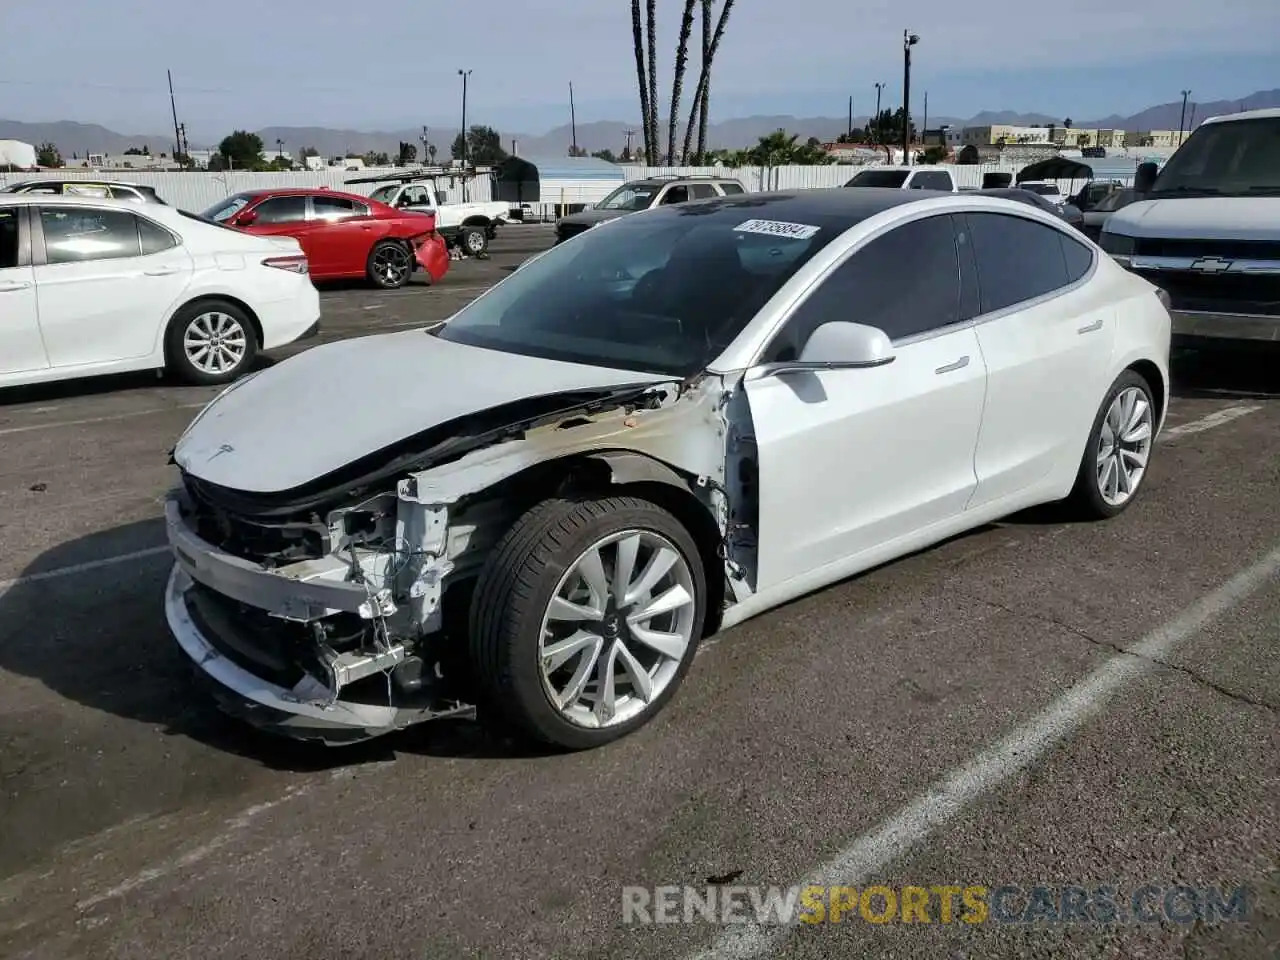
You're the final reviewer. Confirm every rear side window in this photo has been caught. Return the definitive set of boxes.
[138,217,178,254]
[718,182,745,195]
[910,171,953,190]
[253,195,307,224]
[688,183,718,199]
[0,208,18,268]
[40,207,142,264]
[1059,234,1094,283]
[659,185,690,205]
[313,195,368,220]
[966,212,1070,313]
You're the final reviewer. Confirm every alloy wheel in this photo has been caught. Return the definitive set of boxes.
[373,244,410,285]
[537,529,697,729]
[183,311,248,375]
[1096,385,1153,506]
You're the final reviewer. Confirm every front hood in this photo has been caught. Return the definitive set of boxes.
[560,209,625,229]
[174,330,670,494]
[1105,197,1279,241]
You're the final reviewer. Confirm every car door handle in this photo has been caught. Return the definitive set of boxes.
[143,266,180,276]
[1077,318,1104,334]
[0,280,32,292]
[935,356,970,375]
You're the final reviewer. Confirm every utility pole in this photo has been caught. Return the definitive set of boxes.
[1178,89,1191,145]
[458,69,472,166]
[902,31,920,164]
[922,91,928,148]
[569,81,578,156]
[847,95,853,139]
[874,81,884,144]
[420,125,429,164]
[167,69,182,165]
[177,122,188,165]
[624,127,637,159]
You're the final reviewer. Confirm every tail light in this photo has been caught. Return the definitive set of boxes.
[262,254,309,274]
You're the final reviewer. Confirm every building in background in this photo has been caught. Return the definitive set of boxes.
[0,139,38,169]
[1125,129,1182,147]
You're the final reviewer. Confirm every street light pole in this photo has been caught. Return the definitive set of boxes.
[902,31,919,164]
[458,69,472,166]
[1178,89,1191,145]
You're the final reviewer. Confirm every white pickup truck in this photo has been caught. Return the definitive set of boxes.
[359,173,513,256]
[843,165,960,191]
[1100,108,1280,345]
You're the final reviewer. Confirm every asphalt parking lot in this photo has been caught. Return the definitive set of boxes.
[1,223,1277,960]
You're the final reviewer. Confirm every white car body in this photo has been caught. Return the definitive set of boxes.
[164,190,1171,745]
[1018,180,1068,207]
[844,166,960,191]
[0,195,321,389]
[365,181,510,243]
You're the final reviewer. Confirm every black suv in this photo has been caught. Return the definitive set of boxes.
[555,175,746,243]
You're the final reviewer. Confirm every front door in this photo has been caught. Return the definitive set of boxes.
[744,213,988,591]
[33,204,194,368]
[959,212,1117,508]
[239,194,316,265]
[0,206,45,377]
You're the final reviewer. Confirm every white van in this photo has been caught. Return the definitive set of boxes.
[1100,108,1280,344]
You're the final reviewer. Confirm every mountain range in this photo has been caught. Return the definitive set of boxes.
[3,89,1276,160]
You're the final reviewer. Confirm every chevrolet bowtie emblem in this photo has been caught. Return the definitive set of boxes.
[1189,257,1233,273]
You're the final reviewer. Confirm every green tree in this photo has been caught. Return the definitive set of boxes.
[124,146,145,155]
[918,145,949,165]
[592,148,618,162]
[865,107,915,145]
[36,142,63,167]
[397,141,417,165]
[300,146,319,159]
[218,130,265,170]
[742,130,833,166]
[364,151,390,166]
[450,125,506,165]
[568,145,588,157]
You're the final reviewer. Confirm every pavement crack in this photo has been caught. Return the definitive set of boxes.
[965,593,1279,715]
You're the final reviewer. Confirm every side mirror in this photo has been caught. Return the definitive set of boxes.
[799,321,895,367]
[1134,162,1158,194]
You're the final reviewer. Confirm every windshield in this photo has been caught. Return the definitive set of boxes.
[1151,117,1280,196]
[432,202,845,376]
[596,183,659,211]
[201,194,253,222]
[368,184,399,204]
[845,169,910,188]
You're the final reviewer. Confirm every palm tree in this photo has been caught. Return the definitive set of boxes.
[667,0,697,165]
[680,0,736,164]
[645,0,659,164]
[630,0,653,163]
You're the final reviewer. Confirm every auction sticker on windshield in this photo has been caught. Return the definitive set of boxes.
[735,219,821,240]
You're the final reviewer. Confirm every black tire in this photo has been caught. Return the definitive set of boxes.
[165,299,258,386]
[459,226,488,256]
[1067,369,1156,520]
[469,496,707,750]
[366,239,413,289]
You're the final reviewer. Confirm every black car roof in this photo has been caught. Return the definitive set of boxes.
[626,187,940,231]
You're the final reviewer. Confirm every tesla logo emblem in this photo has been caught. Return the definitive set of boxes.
[1189,257,1233,273]
[206,443,234,461]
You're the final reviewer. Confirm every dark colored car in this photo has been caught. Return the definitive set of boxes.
[0,179,167,204]
[1081,188,1139,242]
[555,176,746,244]
[977,188,1084,231]
[200,188,449,289]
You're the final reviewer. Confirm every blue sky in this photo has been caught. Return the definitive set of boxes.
[1,0,1276,139]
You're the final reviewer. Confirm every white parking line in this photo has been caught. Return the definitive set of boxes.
[0,546,170,601]
[1161,403,1262,441]
[0,403,206,437]
[688,542,1280,960]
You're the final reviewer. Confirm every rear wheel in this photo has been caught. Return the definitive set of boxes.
[459,226,488,256]
[469,497,706,750]
[165,300,258,386]
[1068,369,1156,519]
[367,240,412,289]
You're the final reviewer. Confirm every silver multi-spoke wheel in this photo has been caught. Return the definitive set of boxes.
[538,529,697,729]
[1096,385,1153,506]
[183,311,248,376]
[464,229,486,255]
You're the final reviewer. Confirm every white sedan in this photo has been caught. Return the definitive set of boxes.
[0,194,320,389]
[164,188,1171,749]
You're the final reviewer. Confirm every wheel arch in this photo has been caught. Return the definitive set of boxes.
[163,293,263,362]
[462,449,727,636]
[461,215,491,227]
[1125,358,1167,431]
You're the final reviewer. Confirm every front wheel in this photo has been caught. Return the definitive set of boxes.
[165,300,258,386]
[459,226,488,256]
[1067,369,1156,519]
[367,239,412,289]
[469,497,706,750]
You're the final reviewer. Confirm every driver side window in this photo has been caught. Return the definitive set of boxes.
[659,185,689,205]
[760,214,964,363]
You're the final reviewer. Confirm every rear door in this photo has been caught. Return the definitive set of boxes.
[238,194,317,266]
[309,195,377,275]
[0,205,46,377]
[32,204,194,367]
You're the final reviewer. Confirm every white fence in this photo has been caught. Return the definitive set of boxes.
[1,163,1131,215]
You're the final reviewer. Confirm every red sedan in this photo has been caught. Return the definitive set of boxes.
[201,188,449,289]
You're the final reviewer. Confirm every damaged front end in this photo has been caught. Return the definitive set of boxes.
[165,375,748,744]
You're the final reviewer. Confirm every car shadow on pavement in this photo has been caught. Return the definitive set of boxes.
[0,519,564,773]
[0,355,282,407]
[1170,343,1280,400]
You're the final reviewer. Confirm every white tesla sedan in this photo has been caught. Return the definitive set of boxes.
[0,195,320,389]
[164,188,1171,749]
